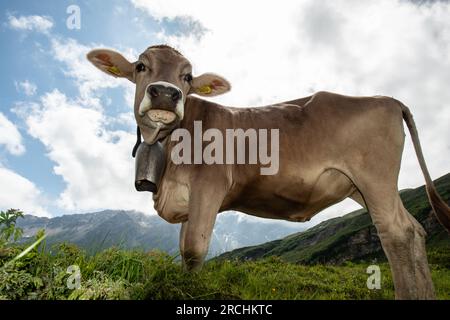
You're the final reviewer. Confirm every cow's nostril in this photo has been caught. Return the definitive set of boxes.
[149,86,159,98]
[171,90,181,102]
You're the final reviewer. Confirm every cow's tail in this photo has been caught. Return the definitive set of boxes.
[400,101,450,233]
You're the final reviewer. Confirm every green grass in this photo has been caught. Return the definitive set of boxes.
[1,243,449,300]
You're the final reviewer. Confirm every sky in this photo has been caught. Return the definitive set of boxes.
[0,0,449,229]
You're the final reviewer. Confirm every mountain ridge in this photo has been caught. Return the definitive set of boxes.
[16,209,305,258]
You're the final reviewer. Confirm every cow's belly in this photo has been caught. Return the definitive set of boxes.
[154,167,355,224]
[228,168,355,222]
[153,178,190,223]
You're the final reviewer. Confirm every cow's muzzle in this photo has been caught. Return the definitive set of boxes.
[134,141,166,193]
[138,81,184,124]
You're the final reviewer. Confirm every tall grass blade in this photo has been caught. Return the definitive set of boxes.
[10,234,47,263]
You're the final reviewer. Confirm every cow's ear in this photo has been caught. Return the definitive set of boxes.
[189,73,231,97]
[87,49,135,82]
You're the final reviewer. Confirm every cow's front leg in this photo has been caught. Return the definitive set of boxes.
[181,180,226,272]
[179,220,188,267]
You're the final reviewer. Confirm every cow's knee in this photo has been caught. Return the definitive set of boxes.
[375,211,415,245]
[410,217,427,238]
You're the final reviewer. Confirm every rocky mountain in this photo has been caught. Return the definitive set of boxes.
[16,210,305,258]
[217,173,450,265]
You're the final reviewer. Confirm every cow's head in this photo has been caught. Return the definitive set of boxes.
[87,45,231,144]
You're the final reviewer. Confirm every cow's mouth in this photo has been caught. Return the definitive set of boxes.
[147,109,177,125]
[138,107,181,144]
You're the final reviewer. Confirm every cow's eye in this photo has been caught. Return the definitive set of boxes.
[136,63,146,73]
[183,73,193,83]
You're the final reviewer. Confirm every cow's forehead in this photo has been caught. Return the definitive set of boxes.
[140,45,190,68]
[145,44,183,55]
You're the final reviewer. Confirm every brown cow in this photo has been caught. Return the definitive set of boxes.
[87,45,450,300]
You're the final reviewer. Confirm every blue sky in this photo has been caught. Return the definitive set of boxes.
[0,0,449,224]
[0,0,189,216]
[0,1,152,181]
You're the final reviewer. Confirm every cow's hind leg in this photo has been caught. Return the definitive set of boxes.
[341,99,434,299]
[407,208,435,299]
[352,182,435,299]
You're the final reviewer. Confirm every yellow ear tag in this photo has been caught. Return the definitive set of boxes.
[197,85,212,94]
[107,66,121,76]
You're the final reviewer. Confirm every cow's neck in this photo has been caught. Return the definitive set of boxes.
[157,95,231,186]
[160,95,231,146]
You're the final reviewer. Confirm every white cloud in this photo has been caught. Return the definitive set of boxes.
[132,0,450,223]
[0,112,25,156]
[8,14,53,33]
[0,113,47,216]
[15,80,37,96]
[50,37,136,111]
[16,89,152,213]
[0,165,49,217]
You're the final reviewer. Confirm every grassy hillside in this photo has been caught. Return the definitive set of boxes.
[1,245,449,300]
[217,173,450,266]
